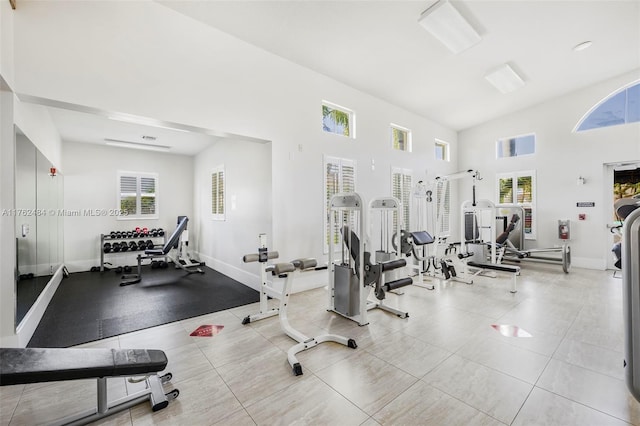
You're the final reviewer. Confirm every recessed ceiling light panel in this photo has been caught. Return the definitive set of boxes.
[484,64,525,94]
[418,0,482,54]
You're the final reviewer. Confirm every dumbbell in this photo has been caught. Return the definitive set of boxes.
[159,261,169,269]
[114,266,123,274]
[157,228,165,236]
[137,240,147,250]
[103,242,112,253]
[124,265,132,273]
[110,231,117,239]
[112,242,122,252]
[151,260,159,269]
[146,240,154,249]
[120,242,129,252]
[129,241,138,251]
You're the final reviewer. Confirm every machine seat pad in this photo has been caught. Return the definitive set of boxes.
[467,262,520,274]
[273,263,296,275]
[292,258,317,270]
[0,348,168,386]
[410,231,434,246]
[144,249,165,256]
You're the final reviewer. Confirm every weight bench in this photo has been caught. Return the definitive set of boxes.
[0,347,178,425]
[466,261,521,293]
[121,216,204,286]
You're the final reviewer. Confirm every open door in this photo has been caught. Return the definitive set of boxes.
[606,163,640,270]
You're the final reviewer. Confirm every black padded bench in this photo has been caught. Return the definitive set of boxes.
[0,348,178,425]
[466,261,521,293]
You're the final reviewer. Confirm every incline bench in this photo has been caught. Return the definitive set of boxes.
[0,347,178,425]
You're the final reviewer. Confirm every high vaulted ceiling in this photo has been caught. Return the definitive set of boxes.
[160,0,640,131]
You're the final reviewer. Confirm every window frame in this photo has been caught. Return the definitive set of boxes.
[435,139,450,161]
[211,165,225,221]
[391,167,412,230]
[390,124,412,152]
[322,100,356,139]
[496,170,536,240]
[574,80,640,132]
[496,133,536,158]
[323,155,357,253]
[117,171,159,220]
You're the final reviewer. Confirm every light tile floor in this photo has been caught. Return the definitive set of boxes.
[2,263,640,425]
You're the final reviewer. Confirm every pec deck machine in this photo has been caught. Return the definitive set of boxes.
[328,193,413,326]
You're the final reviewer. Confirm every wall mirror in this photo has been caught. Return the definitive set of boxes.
[15,126,64,326]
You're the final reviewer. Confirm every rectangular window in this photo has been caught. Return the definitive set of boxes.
[435,179,451,236]
[324,155,356,253]
[391,124,412,152]
[322,101,355,138]
[118,171,158,220]
[392,168,412,230]
[496,134,535,158]
[435,139,450,161]
[497,170,536,239]
[211,166,225,220]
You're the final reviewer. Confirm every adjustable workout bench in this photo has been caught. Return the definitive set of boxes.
[0,347,178,425]
[121,216,204,286]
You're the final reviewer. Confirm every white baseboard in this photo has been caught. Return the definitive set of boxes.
[16,264,65,347]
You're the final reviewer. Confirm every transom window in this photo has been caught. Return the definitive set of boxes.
[575,81,640,131]
[391,124,412,152]
[496,134,535,158]
[322,101,355,138]
[435,139,450,161]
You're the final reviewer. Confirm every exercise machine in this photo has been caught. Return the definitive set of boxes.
[495,205,571,273]
[242,234,357,376]
[328,193,413,326]
[0,347,178,425]
[121,216,204,286]
[368,196,406,290]
[622,203,640,402]
[403,179,471,287]
[461,199,521,293]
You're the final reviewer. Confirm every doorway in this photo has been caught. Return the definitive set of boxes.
[605,162,640,269]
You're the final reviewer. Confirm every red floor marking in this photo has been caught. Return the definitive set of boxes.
[491,324,532,337]
[190,324,224,337]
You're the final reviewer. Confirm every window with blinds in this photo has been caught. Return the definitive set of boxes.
[497,171,536,239]
[435,179,451,236]
[391,168,412,230]
[211,166,225,220]
[324,155,356,253]
[118,172,158,219]
[391,124,412,152]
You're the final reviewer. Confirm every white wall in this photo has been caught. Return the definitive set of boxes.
[458,70,640,269]
[193,139,272,287]
[62,141,194,272]
[0,0,15,87]
[13,100,62,170]
[11,1,458,287]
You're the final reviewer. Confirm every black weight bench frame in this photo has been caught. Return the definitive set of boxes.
[0,347,178,425]
[121,216,204,286]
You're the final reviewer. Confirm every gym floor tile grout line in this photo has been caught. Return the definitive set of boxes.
[3,262,639,425]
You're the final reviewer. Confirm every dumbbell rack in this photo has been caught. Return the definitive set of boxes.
[99,233,167,272]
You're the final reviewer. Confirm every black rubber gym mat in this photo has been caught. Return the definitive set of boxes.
[27,266,259,348]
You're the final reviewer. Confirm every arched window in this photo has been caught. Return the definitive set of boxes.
[575,81,640,132]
